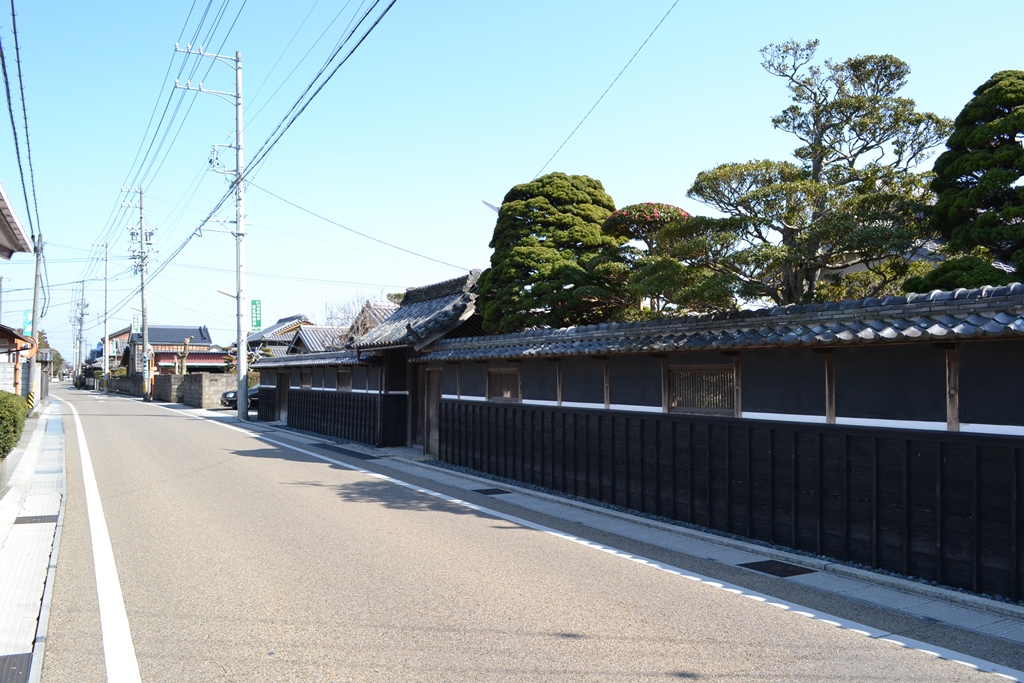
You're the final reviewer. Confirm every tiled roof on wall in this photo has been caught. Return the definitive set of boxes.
[352,270,481,351]
[253,349,366,368]
[414,283,1024,362]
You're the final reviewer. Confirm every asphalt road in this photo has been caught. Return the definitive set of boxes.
[40,387,1010,682]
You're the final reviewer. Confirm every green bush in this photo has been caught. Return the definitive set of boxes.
[0,390,29,460]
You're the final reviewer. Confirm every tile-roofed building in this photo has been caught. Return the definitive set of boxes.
[352,270,481,352]
[248,314,310,345]
[123,324,221,376]
[129,325,213,347]
[287,325,350,354]
[346,300,400,339]
[416,283,1024,362]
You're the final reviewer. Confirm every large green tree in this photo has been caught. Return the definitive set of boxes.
[932,70,1024,273]
[478,173,625,333]
[679,40,951,306]
[603,202,734,314]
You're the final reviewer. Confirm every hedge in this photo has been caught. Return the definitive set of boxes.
[0,390,28,460]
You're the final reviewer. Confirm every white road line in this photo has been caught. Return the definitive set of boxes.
[57,398,142,683]
[136,399,1024,681]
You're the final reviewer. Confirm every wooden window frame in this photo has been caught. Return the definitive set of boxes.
[486,366,521,403]
[337,368,353,392]
[666,363,739,416]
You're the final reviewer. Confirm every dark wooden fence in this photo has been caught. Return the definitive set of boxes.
[439,400,1023,602]
[259,388,408,447]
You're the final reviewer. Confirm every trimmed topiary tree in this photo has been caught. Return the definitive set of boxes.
[478,172,625,333]
[932,71,1024,273]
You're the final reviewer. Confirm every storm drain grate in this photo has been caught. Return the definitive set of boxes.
[13,515,59,525]
[472,488,511,496]
[0,652,31,683]
[34,469,62,474]
[738,559,817,578]
[320,444,379,461]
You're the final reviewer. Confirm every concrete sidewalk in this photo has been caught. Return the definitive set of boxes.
[0,402,64,683]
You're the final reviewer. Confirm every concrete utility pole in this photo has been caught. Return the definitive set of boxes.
[126,188,153,401]
[175,46,248,420]
[96,242,109,393]
[27,232,41,410]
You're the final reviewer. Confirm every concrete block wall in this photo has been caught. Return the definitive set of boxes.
[182,373,235,409]
[154,374,187,403]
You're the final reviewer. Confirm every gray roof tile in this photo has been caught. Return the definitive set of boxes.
[351,270,481,351]
[413,283,1024,362]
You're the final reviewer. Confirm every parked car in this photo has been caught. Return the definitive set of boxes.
[221,385,259,410]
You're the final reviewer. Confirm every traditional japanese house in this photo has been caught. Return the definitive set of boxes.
[248,314,311,358]
[254,271,481,446]
[122,325,224,376]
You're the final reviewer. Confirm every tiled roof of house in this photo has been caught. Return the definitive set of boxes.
[352,270,481,351]
[130,325,212,346]
[248,314,310,343]
[347,300,399,338]
[292,325,349,353]
[415,283,1024,362]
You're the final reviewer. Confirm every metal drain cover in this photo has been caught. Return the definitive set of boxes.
[13,515,59,525]
[472,488,510,496]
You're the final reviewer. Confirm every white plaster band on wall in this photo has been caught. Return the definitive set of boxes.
[608,404,663,413]
[521,399,558,407]
[458,395,487,402]
[741,411,828,424]
[960,423,1024,437]
[441,394,459,400]
[835,416,947,432]
[560,401,605,410]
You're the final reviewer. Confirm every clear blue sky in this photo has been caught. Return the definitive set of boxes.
[0,0,1018,360]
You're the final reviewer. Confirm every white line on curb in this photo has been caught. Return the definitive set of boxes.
[57,398,142,683]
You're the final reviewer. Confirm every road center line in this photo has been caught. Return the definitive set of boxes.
[57,398,142,683]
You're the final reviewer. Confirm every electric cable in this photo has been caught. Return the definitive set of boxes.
[534,0,679,178]
[249,181,468,271]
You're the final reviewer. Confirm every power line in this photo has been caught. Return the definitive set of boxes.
[243,0,398,178]
[534,0,680,178]
[249,181,469,271]
[9,0,40,237]
[0,24,31,238]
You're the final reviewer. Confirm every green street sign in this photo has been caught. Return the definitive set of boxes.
[251,299,262,331]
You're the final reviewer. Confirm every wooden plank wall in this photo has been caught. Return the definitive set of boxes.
[439,400,1023,602]
[257,388,409,448]
[286,389,381,446]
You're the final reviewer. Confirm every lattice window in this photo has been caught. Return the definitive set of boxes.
[488,369,520,402]
[668,365,735,415]
[301,369,312,388]
[337,368,352,391]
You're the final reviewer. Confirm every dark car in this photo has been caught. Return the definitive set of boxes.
[221,385,260,410]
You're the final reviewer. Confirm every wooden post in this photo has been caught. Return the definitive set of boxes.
[946,346,960,431]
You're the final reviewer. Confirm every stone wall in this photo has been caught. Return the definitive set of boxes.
[182,373,235,409]
[154,374,186,403]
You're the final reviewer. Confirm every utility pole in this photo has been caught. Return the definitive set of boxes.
[175,45,248,420]
[95,243,110,393]
[27,232,41,410]
[126,189,153,401]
